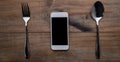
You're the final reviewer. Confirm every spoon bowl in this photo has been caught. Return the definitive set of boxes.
[91,6,102,25]
[91,1,104,25]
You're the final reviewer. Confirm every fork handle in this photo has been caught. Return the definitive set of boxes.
[25,26,30,59]
[96,25,100,59]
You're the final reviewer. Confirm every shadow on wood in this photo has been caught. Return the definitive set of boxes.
[69,18,93,32]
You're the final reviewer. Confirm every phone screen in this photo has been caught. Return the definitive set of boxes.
[52,17,68,45]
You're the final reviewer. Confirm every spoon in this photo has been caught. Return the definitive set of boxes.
[91,1,104,59]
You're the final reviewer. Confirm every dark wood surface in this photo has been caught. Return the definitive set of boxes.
[0,0,120,62]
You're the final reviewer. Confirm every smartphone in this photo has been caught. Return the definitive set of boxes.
[50,12,69,50]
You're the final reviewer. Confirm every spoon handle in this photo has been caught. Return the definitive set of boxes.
[25,26,30,59]
[96,25,100,59]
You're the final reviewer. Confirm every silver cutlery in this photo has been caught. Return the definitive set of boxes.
[91,1,104,59]
[21,2,30,59]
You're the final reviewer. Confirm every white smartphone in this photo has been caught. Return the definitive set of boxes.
[50,12,69,50]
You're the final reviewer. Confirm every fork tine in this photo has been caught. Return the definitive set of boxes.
[26,3,30,16]
[21,2,30,17]
[24,3,28,17]
[21,3,26,16]
[21,3,25,16]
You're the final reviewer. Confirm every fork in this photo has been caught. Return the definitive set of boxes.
[21,2,30,59]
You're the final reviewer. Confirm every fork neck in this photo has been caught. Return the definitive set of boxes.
[25,22,28,26]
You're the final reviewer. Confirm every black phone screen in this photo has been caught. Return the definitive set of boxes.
[52,17,68,45]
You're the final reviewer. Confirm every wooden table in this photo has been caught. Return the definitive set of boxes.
[0,0,120,62]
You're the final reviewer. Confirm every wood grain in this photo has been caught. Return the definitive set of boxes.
[0,0,120,62]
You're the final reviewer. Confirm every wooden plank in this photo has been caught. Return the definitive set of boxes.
[0,0,120,33]
[0,33,120,62]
